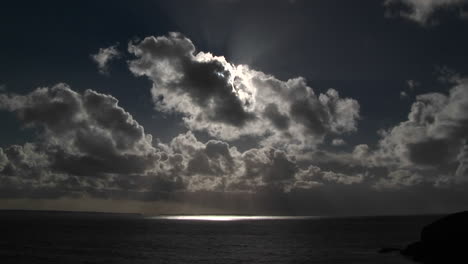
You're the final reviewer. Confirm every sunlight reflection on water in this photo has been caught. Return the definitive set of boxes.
[146,215,322,221]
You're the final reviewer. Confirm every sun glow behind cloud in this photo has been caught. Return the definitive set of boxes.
[147,215,321,221]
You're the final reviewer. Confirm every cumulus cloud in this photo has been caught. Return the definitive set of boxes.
[0,84,179,196]
[128,33,255,128]
[0,84,156,159]
[13,34,468,199]
[128,33,360,152]
[5,33,467,200]
[158,131,361,193]
[358,77,468,188]
[91,44,120,74]
[0,83,362,198]
[384,0,468,25]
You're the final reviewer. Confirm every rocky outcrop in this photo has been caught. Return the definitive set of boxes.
[401,211,468,263]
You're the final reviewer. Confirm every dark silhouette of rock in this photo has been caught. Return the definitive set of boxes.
[401,211,468,263]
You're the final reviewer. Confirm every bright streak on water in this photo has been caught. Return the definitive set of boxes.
[147,215,322,221]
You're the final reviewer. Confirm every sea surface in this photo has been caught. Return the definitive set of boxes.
[0,211,441,264]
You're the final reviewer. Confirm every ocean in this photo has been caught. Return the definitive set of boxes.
[0,211,441,264]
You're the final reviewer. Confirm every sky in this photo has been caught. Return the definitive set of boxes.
[1,0,468,216]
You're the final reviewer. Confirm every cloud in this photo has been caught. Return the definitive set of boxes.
[331,138,346,146]
[91,44,120,74]
[4,33,467,201]
[128,33,360,152]
[0,83,362,198]
[359,77,468,188]
[407,80,420,90]
[0,84,179,196]
[384,0,468,25]
[0,84,156,159]
[12,34,468,200]
[455,142,468,183]
[158,131,345,193]
[0,149,7,171]
[374,169,423,189]
[297,165,364,186]
[400,80,419,99]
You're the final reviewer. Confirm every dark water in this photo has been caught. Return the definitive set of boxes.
[0,212,441,264]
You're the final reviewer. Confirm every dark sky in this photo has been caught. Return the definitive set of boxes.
[1,0,468,215]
